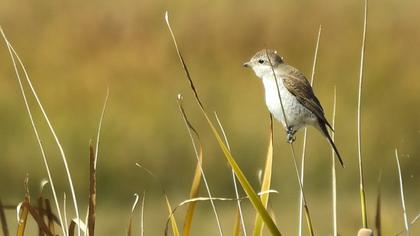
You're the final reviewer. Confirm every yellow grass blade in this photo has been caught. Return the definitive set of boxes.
[177,95,222,235]
[233,208,242,236]
[0,199,9,236]
[252,117,274,236]
[165,11,281,236]
[182,147,202,236]
[16,198,29,236]
[127,194,139,236]
[204,111,280,235]
[165,196,180,236]
[395,149,410,235]
[214,112,246,236]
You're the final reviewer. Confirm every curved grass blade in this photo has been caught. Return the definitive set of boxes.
[45,199,56,234]
[11,42,81,236]
[165,190,278,235]
[177,95,222,236]
[395,149,410,236]
[25,202,54,236]
[165,11,281,236]
[165,196,180,236]
[16,198,29,236]
[0,27,67,236]
[127,194,139,236]
[252,116,274,236]
[396,213,420,236]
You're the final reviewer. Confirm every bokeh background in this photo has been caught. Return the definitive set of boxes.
[0,0,419,235]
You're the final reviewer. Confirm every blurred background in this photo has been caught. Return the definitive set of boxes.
[0,0,419,235]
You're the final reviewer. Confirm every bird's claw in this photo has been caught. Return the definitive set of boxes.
[286,127,296,144]
[287,133,296,144]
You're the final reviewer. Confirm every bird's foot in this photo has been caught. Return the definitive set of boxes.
[286,127,296,144]
[287,133,296,144]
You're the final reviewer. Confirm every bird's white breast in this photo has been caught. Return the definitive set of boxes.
[262,75,316,131]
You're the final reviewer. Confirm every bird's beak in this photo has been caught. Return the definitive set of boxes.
[243,61,251,68]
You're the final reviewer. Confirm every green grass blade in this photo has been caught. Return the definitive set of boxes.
[252,117,274,236]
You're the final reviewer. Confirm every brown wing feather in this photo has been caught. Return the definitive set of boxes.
[281,69,333,130]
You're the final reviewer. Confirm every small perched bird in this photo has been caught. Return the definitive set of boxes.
[244,49,344,167]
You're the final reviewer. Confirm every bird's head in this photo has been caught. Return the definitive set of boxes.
[243,49,284,78]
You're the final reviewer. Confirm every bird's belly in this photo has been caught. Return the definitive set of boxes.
[263,80,316,130]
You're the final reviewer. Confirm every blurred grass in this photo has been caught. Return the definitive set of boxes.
[0,0,420,235]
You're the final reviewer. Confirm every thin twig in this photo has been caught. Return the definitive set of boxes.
[266,51,315,236]
[11,44,81,236]
[331,87,337,236]
[166,11,280,236]
[375,171,382,236]
[214,112,247,236]
[396,213,420,236]
[140,191,145,236]
[395,149,409,236]
[298,25,322,236]
[165,190,279,235]
[0,199,9,236]
[357,0,369,228]
[64,193,69,235]
[0,27,67,236]
[177,95,223,236]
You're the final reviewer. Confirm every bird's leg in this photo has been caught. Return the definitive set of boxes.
[286,126,296,144]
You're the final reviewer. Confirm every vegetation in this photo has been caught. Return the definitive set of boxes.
[0,0,419,235]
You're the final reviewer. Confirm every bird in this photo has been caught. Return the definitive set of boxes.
[243,49,344,167]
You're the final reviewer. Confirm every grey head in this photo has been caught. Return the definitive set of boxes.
[243,49,284,78]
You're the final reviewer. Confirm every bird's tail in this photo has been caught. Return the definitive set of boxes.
[319,122,344,168]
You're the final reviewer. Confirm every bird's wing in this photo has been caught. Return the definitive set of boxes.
[281,68,333,130]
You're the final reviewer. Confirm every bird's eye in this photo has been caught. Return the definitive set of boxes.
[258,59,265,64]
